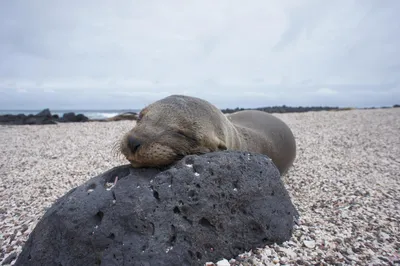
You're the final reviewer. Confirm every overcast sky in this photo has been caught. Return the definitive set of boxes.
[1,0,399,110]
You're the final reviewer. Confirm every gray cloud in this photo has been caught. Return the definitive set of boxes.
[0,0,399,110]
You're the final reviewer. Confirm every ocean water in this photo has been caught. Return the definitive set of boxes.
[0,109,141,120]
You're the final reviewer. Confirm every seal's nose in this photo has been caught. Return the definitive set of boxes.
[128,136,142,153]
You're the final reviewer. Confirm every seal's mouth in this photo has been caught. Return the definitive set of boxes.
[125,148,183,168]
[127,160,141,168]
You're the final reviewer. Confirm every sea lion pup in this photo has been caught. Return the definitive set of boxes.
[119,95,296,175]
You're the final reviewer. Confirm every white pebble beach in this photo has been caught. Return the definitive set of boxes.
[1,108,399,265]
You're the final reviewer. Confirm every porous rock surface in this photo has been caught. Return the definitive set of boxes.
[14,151,298,266]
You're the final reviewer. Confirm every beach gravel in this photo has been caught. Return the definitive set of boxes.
[0,108,399,265]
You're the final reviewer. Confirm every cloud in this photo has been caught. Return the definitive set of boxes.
[315,88,338,96]
[0,0,399,109]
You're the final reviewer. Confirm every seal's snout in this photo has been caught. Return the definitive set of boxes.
[128,135,142,153]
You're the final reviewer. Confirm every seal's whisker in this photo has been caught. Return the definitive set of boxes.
[111,139,124,159]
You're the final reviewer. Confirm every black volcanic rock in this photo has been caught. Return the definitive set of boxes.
[59,112,89,123]
[36,108,52,118]
[0,114,25,125]
[24,115,56,125]
[220,105,342,114]
[76,113,89,122]
[62,112,76,121]
[15,151,299,266]
[0,109,90,125]
[25,109,56,125]
[106,112,138,121]
[0,109,57,125]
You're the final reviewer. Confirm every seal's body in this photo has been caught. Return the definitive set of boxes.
[119,95,296,175]
[226,110,296,175]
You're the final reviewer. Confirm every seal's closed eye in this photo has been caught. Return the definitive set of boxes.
[176,130,188,137]
[176,130,197,142]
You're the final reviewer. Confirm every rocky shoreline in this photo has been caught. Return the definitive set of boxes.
[0,109,138,125]
[2,105,399,125]
[220,104,400,114]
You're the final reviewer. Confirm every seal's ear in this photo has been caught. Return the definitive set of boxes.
[217,141,227,151]
[214,136,227,151]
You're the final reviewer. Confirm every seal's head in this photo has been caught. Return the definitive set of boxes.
[119,95,228,168]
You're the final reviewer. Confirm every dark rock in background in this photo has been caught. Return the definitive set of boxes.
[0,109,57,125]
[220,105,343,114]
[15,151,299,266]
[36,108,52,118]
[220,104,400,114]
[60,112,76,122]
[106,112,138,121]
[0,109,89,125]
[24,115,57,125]
[0,114,25,125]
[59,112,89,123]
[25,109,56,125]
